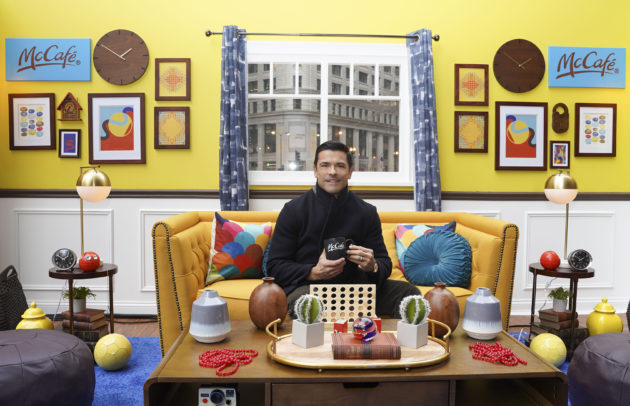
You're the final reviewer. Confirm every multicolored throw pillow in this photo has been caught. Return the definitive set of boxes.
[206,212,274,285]
[395,221,456,274]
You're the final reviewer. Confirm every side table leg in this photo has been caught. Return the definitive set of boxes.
[108,273,115,334]
[568,279,579,358]
[530,271,538,330]
[68,279,74,335]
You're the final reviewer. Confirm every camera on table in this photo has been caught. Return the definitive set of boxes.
[198,386,237,405]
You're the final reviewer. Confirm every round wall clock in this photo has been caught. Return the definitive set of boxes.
[52,248,77,271]
[568,249,592,271]
[93,29,149,85]
[493,39,545,93]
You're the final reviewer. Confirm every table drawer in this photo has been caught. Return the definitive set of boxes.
[271,381,449,405]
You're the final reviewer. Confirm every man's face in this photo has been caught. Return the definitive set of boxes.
[313,150,353,196]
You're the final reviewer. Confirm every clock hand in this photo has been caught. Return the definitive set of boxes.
[519,57,533,68]
[502,51,525,70]
[119,48,133,58]
[100,44,126,61]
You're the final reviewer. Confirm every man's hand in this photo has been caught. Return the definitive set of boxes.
[307,250,345,280]
[346,244,377,273]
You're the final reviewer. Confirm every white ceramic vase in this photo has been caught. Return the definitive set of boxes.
[396,320,428,348]
[189,289,231,343]
[462,287,502,340]
[552,298,568,312]
[73,298,86,313]
[292,319,325,348]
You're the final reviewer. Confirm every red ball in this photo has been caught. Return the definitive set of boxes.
[79,251,101,272]
[540,251,561,270]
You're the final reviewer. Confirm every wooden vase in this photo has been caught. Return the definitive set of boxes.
[424,282,460,337]
[248,277,288,329]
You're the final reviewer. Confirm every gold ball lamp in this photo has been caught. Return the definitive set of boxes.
[544,171,578,265]
[76,166,111,255]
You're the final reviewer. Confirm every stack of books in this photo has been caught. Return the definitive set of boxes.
[530,308,589,347]
[61,308,109,351]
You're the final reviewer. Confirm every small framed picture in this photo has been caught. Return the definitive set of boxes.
[155,58,191,101]
[88,93,145,164]
[550,141,570,169]
[574,103,616,157]
[58,129,81,158]
[454,64,488,106]
[9,93,56,150]
[495,101,548,170]
[454,111,488,152]
[154,107,190,149]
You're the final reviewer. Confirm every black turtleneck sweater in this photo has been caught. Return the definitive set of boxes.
[267,183,392,295]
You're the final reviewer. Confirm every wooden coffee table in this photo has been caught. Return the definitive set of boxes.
[144,320,567,406]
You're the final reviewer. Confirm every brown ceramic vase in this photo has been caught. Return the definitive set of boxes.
[248,277,287,329]
[424,282,460,338]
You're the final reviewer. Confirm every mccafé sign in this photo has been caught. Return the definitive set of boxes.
[5,38,91,81]
[548,46,626,88]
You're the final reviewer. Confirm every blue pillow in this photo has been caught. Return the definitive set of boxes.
[401,230,472,287]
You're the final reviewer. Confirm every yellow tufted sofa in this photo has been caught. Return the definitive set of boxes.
[152,211,519,355]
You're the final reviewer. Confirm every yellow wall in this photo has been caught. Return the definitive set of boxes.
[1,0,629,192]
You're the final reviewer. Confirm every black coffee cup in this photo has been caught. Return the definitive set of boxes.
[324,237,354,260]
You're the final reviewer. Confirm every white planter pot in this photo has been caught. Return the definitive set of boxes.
[292,320,325,348]
[552,298,567,312]
[72,298,86,313]
[396,320,428,349]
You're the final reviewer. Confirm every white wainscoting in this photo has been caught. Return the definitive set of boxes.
[0,197,628,319]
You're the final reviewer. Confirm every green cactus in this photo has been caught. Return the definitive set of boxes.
[399,295,431,325]
[294,294,325,324]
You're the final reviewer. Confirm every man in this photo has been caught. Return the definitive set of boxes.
[267,140,420,318]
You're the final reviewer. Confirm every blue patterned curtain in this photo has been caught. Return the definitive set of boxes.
[407,29,441,211]
[219,25,249,210]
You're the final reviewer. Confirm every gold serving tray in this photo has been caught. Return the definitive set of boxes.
[265,319,451,372]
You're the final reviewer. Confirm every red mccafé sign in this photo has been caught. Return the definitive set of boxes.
[548,46,625,88]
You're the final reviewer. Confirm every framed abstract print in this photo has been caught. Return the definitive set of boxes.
[454,64,488,106]
[550,141,570,169]
[88,93,145,164]
[495,101,548,170]
[58,129,81,158]
[454,111,488,152]
[155,58,191,101]
[9,93,56,150]
[154,107,190,149]
[574,103,616,157]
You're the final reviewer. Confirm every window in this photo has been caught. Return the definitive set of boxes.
[248,64,258,74]
[247,41,410,186]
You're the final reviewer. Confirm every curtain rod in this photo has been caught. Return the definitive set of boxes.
[205,30,439,42]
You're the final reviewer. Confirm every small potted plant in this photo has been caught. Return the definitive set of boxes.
[63,286,95,313]
[548,287,572,312]
[397,295,431,348]
[292,294,325,348]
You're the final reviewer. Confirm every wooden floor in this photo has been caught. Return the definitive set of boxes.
[72,314,628,337]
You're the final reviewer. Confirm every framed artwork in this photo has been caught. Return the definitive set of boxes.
[88,93,145,164]
[550,141,570,169]
[154,107,190,149]
[454,64,488,106]
[155,58,191,101]
[9,93,56,150]
[495,101,548,170]
[58,129,81,158]
[454,111,488,152]
[574,103,616,157]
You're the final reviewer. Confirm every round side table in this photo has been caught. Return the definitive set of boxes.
[49,263,117,335]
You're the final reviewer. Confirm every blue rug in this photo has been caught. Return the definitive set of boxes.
[92,337,161,406]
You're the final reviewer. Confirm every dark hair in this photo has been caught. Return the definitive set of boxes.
[314,140,353,168]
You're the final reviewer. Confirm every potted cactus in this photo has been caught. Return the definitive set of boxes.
[292,294,326,348]
[397,295,431,348]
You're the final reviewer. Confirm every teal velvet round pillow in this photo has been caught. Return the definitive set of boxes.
[402,230,472,287]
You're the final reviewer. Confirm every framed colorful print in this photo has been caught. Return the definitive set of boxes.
[88,93,145,164]
[58,129,81,158]
[155,58,191,101]
[154,107,190,149]
[9,93,56,150]
[454,64,488,106]
[574,103,616,157]
[550,141,570,169]
[495,101,548,170]
[454,111,488,152]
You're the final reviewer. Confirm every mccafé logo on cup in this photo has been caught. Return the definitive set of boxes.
[324,237,354,260]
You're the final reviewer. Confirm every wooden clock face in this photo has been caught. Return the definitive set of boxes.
[493,39,545,93]
[93,29,149,85]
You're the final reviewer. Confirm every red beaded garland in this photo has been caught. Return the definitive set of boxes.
[199,348,259,376]
[468,341,527,367]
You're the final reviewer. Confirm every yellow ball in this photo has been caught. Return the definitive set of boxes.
[530,333,566,367]
[94,333,132,371]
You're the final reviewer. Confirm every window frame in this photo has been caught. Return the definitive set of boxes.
[247,41,412,187]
